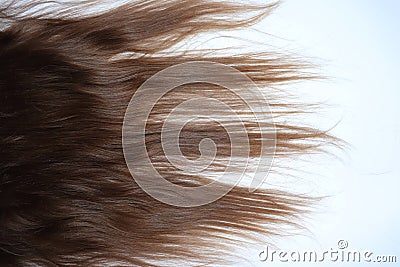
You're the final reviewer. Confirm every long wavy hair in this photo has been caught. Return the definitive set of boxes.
[0,0,340,266]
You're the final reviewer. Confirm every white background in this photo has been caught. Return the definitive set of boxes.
[228,0,400,266]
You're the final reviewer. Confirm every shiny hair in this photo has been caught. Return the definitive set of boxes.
[0,0,340,266]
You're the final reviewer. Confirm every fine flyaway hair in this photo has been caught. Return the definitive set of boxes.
[0,0,340,266]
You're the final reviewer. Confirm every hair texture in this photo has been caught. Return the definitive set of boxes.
[0,1,340,266]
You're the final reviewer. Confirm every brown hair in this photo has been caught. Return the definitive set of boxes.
[0,0,340,266]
